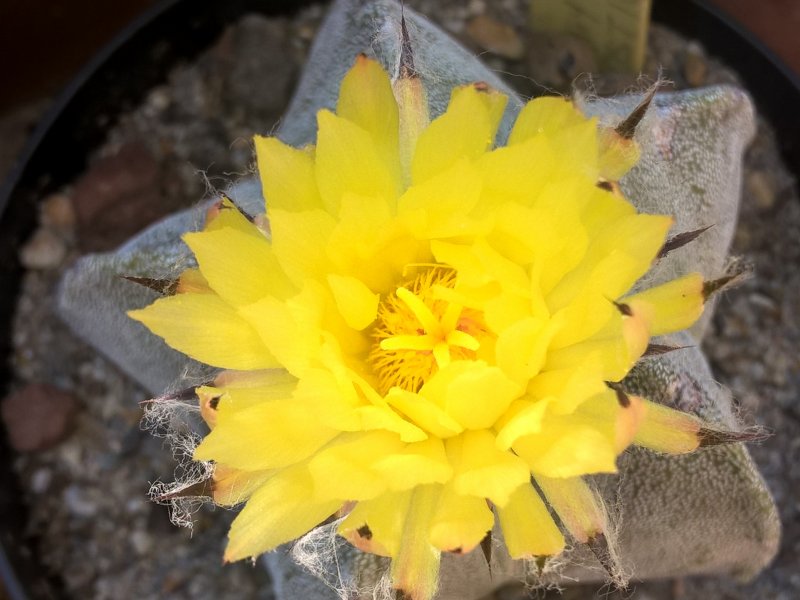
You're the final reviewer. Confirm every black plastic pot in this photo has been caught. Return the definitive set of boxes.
[1,1,798,598]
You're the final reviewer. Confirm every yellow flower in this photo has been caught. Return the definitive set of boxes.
[130,56,711,599]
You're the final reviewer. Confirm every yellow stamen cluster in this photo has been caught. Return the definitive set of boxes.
[370,267,489,394]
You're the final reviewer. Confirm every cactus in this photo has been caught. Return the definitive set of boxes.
[57,1,778,598]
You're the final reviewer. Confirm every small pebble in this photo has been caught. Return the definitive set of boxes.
[147,88,171,112]
[63,485,99,518]
[467,0,486,16]
[1,383,79,451]
[749,292,778,313]
[747,171,776,211]
[19,228,67,269]
[296,23,316,40]
[40,193,77,234]
[131,530,153,555]
[683,42,708,86]
[70,140,163,252]
[465,15,524,60]
[30,468,52,493]
[126,497,146,514]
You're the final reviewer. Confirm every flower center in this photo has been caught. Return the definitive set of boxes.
[369,267,488,394]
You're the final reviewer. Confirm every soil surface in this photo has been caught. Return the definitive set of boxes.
[3,1,798,599]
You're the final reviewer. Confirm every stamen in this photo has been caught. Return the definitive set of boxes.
[433,342,451,368]
[380,335,436,352]
[396,287,442,336]
[440,301,463,332]
[368,267,491,394]
[446,330,480,351]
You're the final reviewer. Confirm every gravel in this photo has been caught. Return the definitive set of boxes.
[3,2,798,599]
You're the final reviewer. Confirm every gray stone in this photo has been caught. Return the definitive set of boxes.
[19,227,67,270]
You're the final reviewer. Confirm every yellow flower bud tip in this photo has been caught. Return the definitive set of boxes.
[197,386,221,428]
[216,195,255,223]
[130,55,753,597]
[204,197,224,223]
[605,380,631,407]
[702,258,753,301]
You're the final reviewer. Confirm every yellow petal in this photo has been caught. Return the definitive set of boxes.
[292,367,373,434]
[224,464,341,561]
[214,368,296,389]
[547,213,673,315]
[398,159,484,239]
[394,69,430,186]
[194,398,338,471]
[577,389,646,452]
[315,109,399,214]
[513,406,619,478]
[622,273,705,336]
[240,282,335,376]
[527,362,606,416]
[548,118,601,182]
[128,293,278,370]
[268,208,336,286]
[386,388,464,439]
[422,361,521,431]
[255,136,322,212]
[495,317,560,386]
[392,485,442,600]
[197,386,220,428]
[597,127,641,181]
[197,370,297,418]
[339,491,413,557]
[497,482,565,558]
[534,475,605,543]
[327,273,379,330]
[337,55,402,188]
[494,397,551,450]
[327,192,396,288]
[489,182,590,294]
[356,405,428,443]
[448,430,530,506]
[212,465,273,507]
[429,484,494,554]
[544,309,644,382]
[634,398,701,454]
[429,241,491,289]
[373,437,453,491]
[205,197,261,235]
[508,96,586,145]
[547,214,673,348]
[412,84,507,184]
[478,136,555,207]
[176,267,211,294]
[308,431,404,502]
[184,226,294,306]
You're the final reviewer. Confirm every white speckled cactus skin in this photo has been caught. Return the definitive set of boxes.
[56,1,779,598]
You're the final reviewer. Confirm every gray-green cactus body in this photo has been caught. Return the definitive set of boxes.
[56,0,778,597]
